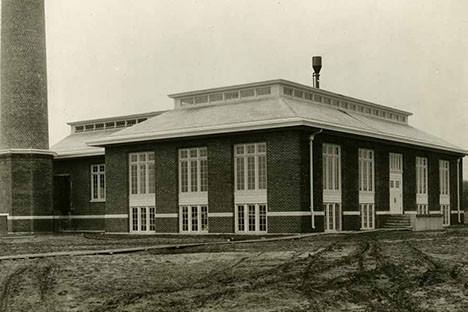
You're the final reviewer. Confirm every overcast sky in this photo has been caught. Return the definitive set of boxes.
[45,0,468,174]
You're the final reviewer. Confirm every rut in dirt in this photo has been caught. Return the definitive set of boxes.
[0,261,58,312]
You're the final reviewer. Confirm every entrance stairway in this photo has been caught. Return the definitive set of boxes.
[383,215,411,229]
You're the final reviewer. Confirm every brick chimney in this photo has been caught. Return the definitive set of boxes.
[0,0,54,233]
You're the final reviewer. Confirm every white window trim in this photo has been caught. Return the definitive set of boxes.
[441,204,450,226]
[323,144,341,203]
[358,149,375,205]
[416,157,428,205]
[129,206,156,233]
[90,164,105,202]
[360,203,375,230]
[179,205,209,233]
[234,143,267,193]
[439,160,450,198]
[234,204,267,234]
[417,204,429,215]
[389,153,403,172]
[129,152,155,197]
[178,147,208,195]
[324,203,342,232]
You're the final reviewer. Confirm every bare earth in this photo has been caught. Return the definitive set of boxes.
[1,228,468,312]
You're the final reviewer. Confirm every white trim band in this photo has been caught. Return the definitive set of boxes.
[3,214,129,220]
[208,212,234,218]
[0,149,57,156]
[268,211,312,217]
[155,213,178,218]
[343,211,361,216]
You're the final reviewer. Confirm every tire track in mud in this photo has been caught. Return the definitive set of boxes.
[90,251,267,312]
[406,241,463,286]
[0,261,58,312]
[300,238,426,312]
[369,239,423,312]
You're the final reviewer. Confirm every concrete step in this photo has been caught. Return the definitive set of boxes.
[383,215,411,228]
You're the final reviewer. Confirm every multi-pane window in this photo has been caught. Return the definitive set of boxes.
[91,164,106,200]
[359,149,374,192]
[130,206,156,232]
[360,204,374,229]
[179,148,208,193]
[417,204,428,215]
[235,143,267,191]
[324,203,341,231]
[416,157,428,195]
[439,160,450,195]
[323,144,341,191]
[441,204,450,226]
[236,204,267,233]
[129,152,155,195]
[180,205,208,233]
[389,153,403,171]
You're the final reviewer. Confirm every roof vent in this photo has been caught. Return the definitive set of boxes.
[312,56,322,88]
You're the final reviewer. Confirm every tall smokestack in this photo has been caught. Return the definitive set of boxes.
[0,0,54,233]
[312,56,322,88]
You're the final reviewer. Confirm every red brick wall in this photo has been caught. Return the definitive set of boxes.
[99,126,464,234]
[53,156,106,231]
[0,0,49,150]
[0,153,53,232]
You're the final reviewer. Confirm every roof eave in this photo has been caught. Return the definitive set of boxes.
[86,118,467,155]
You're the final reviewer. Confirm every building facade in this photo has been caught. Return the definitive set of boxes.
[46,80,465,234]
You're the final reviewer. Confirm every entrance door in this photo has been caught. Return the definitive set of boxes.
[389,175,403,214]
[54,175,71,214]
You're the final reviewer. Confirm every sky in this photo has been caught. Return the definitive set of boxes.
[45,0,468,175]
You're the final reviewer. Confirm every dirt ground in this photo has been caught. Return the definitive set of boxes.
[1,228,468,312]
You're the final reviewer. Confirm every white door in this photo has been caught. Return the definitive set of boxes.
[389,175,403,214]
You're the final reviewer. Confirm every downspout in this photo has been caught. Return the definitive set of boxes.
[457,158,461,223]
[310,129,323,229]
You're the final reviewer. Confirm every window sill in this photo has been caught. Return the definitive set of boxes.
[90,199,106,203]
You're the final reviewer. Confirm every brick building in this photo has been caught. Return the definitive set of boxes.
[0,1,465,235]
[48,79,466,234]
